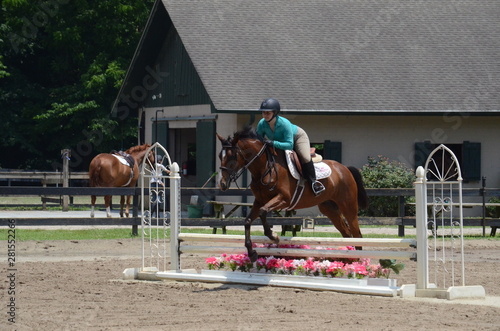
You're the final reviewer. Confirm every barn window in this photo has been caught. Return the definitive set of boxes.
[321,140,342,163]
[414,141,481,181]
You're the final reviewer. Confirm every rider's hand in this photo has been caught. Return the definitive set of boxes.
[264,139,273,146]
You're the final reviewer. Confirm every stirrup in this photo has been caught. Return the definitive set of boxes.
[312,181,325,195]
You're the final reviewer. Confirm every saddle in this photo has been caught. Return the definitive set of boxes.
[111,150,135,168]
[285,148,331,180]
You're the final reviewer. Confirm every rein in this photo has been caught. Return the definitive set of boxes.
[220,141,276,190]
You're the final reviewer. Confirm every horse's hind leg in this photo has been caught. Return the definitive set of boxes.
[339,202,362,239]
[120,195,126,217]
[90,195,96,218]
[125,195,132,217]
[104,195,112,217]
[318,200,353,237]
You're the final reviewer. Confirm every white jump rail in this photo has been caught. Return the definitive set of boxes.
[178,233,417,260]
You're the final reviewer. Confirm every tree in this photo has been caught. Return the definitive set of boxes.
[0,0,155,170]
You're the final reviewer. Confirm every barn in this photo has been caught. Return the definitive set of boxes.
[112,0,500,211]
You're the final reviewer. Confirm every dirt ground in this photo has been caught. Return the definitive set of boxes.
[2,232,500,330]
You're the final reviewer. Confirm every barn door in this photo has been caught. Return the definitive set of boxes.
[153,121,168,147]
[196,120,216,187]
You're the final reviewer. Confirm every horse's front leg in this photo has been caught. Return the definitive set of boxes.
[244,205,261,262]
[259,195,289,243]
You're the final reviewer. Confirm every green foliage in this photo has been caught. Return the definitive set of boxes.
[379,259,405,278]
[486,197,500,218]
[361,155,416,217]
[0,0,155,170]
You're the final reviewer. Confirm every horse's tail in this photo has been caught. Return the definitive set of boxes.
[348,166,368,210]
[88,158,102,187]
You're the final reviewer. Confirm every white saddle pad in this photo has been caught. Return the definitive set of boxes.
[285,150,331,180]
[112,154,131,167]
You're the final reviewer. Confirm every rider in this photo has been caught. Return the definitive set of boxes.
[256,98,325,195]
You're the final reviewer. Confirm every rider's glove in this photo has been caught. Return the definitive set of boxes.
[264,139,273,146]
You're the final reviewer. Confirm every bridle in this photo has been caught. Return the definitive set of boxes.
[219,140,277,190]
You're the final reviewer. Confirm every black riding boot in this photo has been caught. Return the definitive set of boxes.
[302,161,325,196]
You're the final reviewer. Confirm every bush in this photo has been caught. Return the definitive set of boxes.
[360,155,416,217]
[486,197,500,218]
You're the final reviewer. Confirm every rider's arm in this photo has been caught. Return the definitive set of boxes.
[271,118,294,150]
[256,119,267,138]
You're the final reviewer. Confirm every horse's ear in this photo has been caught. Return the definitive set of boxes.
[216,133,227,144]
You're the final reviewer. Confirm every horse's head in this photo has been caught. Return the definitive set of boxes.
[126,144,155,169]
[145,149,155,170]
[217,127,266,191]
[217,133,241,191]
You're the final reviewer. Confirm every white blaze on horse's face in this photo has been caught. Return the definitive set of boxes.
[218,144,241,191]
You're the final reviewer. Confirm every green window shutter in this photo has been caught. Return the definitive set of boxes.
[414,141,433,169]
[462,141,481,181]
[196,121,216,187]
[153,121,168,147]
[323,140,342,162]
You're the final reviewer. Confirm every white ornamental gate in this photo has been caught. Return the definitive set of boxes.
[139,142,181,272]
[414,144,484,298]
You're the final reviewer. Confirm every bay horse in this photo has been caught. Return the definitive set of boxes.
[217,127,368,262]
[89,144,154,218]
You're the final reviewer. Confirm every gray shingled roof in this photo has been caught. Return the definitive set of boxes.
[161,0,499,113]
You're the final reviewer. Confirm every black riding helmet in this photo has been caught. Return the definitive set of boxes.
[259,98,281,122]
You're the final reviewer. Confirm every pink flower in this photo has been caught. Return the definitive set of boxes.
[204,247,402,280]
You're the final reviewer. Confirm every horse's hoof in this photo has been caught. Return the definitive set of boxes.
[273,235,280,245]
[249,250,259,262]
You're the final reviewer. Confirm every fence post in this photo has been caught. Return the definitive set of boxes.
[132,192,139,236]
[170,162,181,271]
[61,149,71,211]
[481,177,486,237]
[397,195,405,237]
[415,166,429,289]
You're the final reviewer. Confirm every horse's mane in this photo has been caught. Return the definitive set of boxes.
[125,144,151,154]
[233,126,263,142]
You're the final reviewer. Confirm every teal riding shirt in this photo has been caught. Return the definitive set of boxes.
[256,116,297,150]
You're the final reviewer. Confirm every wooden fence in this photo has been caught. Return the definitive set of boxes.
[0,184,499,236]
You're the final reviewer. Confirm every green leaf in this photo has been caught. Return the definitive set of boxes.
[379,259,405,275]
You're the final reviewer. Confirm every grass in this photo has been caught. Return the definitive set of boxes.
[0,228,135,241]
[0,196,95,211]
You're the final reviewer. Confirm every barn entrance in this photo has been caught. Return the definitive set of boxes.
[153,118,216,211]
